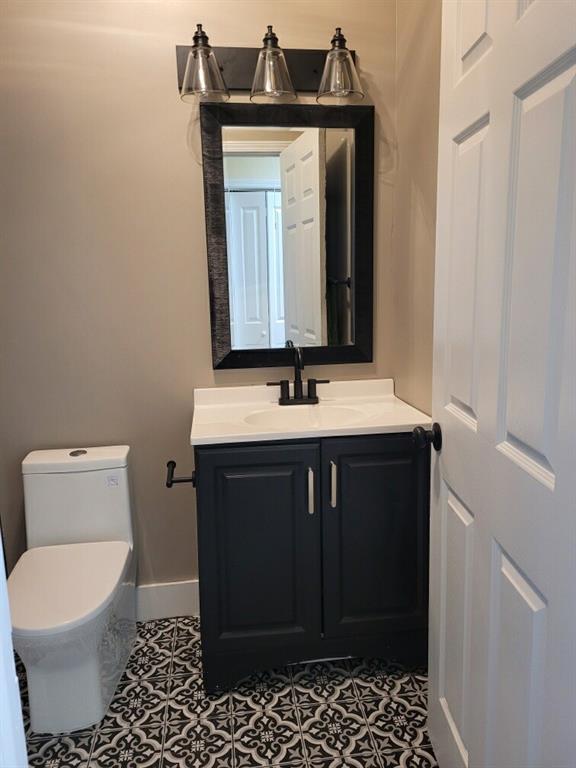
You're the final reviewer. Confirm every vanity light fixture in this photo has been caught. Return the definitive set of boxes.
[180,24,229,102]
[250,26,297,103]
[317,28,364,104]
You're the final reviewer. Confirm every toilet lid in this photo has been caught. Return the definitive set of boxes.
[8,541,131,636]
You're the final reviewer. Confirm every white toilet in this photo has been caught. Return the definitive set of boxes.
[7,445,137,735]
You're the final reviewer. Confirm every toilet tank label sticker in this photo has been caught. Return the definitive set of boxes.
[106,475,119,487]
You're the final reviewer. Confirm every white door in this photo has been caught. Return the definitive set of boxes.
[227,191,270,349]
[429,2,576,767]
[266,190,286,348]
[0,535,27,768]
[280,129,327,346]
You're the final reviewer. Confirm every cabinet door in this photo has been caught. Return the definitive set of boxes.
[322,434,429,638]
[195,443,321,654]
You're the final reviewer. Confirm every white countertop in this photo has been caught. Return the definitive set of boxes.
[190,379,431,446]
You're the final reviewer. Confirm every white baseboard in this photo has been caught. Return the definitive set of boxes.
[136,579,199,622]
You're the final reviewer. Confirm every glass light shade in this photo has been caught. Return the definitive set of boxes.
[317,28,364,105]
[250,26,296,104]
[180,24,229,103]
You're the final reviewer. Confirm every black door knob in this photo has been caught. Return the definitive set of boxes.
[412,423,442,452]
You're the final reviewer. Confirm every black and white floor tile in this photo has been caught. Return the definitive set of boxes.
[19,617,437,767]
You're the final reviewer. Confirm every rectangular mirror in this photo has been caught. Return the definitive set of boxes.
[200,104,374,368]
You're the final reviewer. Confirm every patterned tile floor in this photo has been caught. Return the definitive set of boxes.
[18,617,437,768]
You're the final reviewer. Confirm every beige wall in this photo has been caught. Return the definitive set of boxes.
[0,0,401,582]
[391,0,441,414]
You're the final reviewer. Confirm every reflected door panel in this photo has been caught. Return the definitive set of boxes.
[227,191,269,349]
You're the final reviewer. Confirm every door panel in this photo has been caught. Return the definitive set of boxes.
[322,435,429,639]
[488,544,547,768]
[195,444,321,652]
[431,2,576,766]
[446,115,488,429]
[437,485,474,765]
[458,0,491,78]
[499,60,574,483]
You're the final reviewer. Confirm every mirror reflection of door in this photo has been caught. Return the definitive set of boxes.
[280,128,327,347]
[223,126,355,351]
[226,190,270,349]
[224,155,284,350]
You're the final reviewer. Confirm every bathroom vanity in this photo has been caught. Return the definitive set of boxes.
[190,380,432,692]
[183,102,434,692]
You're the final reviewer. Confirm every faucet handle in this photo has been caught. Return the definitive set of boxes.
[307,378,330,400]
[307,379,330,399]
[267,379,290,402]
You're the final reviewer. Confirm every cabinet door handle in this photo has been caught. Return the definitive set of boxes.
[330,460,337,508]
[308,467,315,515]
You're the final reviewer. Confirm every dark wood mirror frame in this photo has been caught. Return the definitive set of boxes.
[200,102,374,369]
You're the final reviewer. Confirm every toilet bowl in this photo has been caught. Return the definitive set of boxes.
[7,446,137,735]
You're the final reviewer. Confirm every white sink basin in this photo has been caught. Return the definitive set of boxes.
[244,405,365,430]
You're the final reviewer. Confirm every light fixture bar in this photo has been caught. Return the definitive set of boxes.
[175,46,356,94]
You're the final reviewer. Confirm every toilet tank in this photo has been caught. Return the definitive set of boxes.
[22,446,133,550]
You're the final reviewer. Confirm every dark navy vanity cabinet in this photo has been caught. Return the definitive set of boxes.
[194,432,430,692]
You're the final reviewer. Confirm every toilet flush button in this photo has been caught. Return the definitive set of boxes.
[69,449,88,457]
